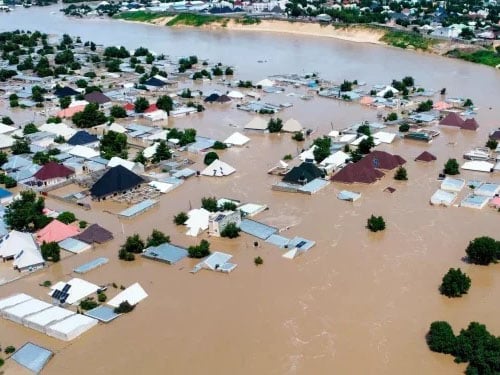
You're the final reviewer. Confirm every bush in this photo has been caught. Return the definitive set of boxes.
[188,239,210,258]
[114,300,135,314]
[4,346,15,354]
[1,116,14,125]
[42,280,52,287]
[220,201,237,211]
[486,139,498,150]
[394,166,408,181]
[254,256,263,265]
[146,229,170,247]
[292,132,305,141]
[4,176,17,188]
[386,112,398,121]
[79,298,98,310]
[212,141,227,150]
[57,211,76,224]
[465,236,500,265]
[203,151,219,166]
[440,268,471,297]
[399,123,410,132]
[97,293,107,303]
[41,241,61,262]
[220,222,241,238]
[427,321,456,354]
[444,158,460,175]
[120,234,145,254]
[110,105,127,118]
[367,215,386,232]
[267,118,283,133]
[174,211,188,225]
[0,358,3,367]
[283,154,293,161]
[79,220,87,229]
[201,197,218,212]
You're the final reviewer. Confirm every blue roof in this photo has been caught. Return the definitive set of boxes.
[84,305,120,323]
[298,178,329,194]
[240,219,278,240]
[11,342,53,373]
[2,155,32,171]
[58,238,91,254]
[67,131,98,146]
[118,199,158,218]
[288,236,316,251]
[0,188,13,199]
[187,136,216,153]
[73,257,109,274]
[142,243,188,264]
[265,234,290,248]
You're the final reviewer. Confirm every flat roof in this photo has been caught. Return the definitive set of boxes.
[73,257,109,274]
[118,199,158,218]
[240,219,278,240]
[84,305,120,323]
[142,243,188,265]
[11,342,53,374]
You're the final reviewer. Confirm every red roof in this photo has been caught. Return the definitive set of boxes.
[462,118,479,131]
[331,163,385,184]
[123,103,135,111]
[439,112,464,128]
[415,151,437,162]
[33,162,74,181]
[358,150,406,170]
[144,104,158,113]
[36,219,80,244]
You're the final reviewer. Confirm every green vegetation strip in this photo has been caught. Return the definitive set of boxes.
[446,48,500,68]
[166,13,227,27]
[114,11,171,22]
[380,30,436,51]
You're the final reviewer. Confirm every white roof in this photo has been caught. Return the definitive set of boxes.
[13,246,44,270]
[107,156,135,171]
[328,130,340,138]
[299,145,317,162]
[373,131,396,144]
[69,145,100,159]
[244,117,268,130]
[200,251,232,270]
[0,134,15,149]
[282,248,299,259]
[430,189,457,206]
[69,100,89,108]
[145,130,168,141]
[256,78,275,87]
[108,123,127,133]
[338,134,357,143]
[143,109,168,122]
[350,135,381,146]
[282,118,303,133]
[227,90,244,99]
[376,85,399,97]
[185,208,210,237]
[0,294,33,311]
[0,123,16,134]
[46,313,98,341]
[24,305,75,331]
[0,230,38,259]
[143,143,159,159]
[224,132,250,146]
[107,282,148,307]
[201,159,236,177]
[320,150,350,167]
[50,278,100,305]
[39,123,77,138]
[461,161,494,173]
[3,298,52,322]
[149,180,174,193]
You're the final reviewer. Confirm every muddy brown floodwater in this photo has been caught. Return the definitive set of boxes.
[0,6,500,375]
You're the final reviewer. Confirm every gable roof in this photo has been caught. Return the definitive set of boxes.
[0,230,38,258]
[439,112,464,127]
[331,162,385,184]
[74,224,113,244]
[282,162,324,184]
[358,150,406,170]
[84,91,111,104]
[67,131,98,146]
[33,162,74,181]
[54,86,80,98]
[462,118,479,131]
[490,130,500,141]
[36,220,80,244]
[415,151,437,162]
[201,160,236,177]
[90,165,145,198]
[144,77,166,87]
[204,93,220,103]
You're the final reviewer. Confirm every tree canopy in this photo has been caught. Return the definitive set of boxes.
[100,130,128,160]
[267,118,283,133]
[203,151,219,166]
[4,191,51,231]
[201,196,218,212]
[72,103,107,128]
[439,268,471,298]
[41,241,60,262]
[188,239,210,258]
[444,158,460,175]
[146,229,170,247]
[367,215,386,232]
[465,236,500,265]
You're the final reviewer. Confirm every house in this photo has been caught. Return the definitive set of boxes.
[201,159,236,177]
[32,162,74,187]
[192,251,237,273]
[107,283,148,307]
[358,150,406,170]
[282,162,325,185]
[83,91,111,106]
[282,118,303,133]
[54,86,80,98]
[67,131,99,147]
[36,220,80,244]
[90,165,145,200]
[320,151,351,171]
[244,117,268,131]
[74,223,113,244]
[439,112,479,131]
[142,243,188,264]
[224,132,250,146]
[107,156,144,174]
[415,151,437,162]
[331,162,385,184]
[208,210,241,237]
[0,230,44,272]
[49,278,100,305]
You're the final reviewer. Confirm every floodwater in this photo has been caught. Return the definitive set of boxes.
[0,6,500,375]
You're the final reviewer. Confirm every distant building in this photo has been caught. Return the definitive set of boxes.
[208,211,241,237]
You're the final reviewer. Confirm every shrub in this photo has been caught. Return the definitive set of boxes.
[386,112,398,121]
[201,197,218,212]
[463,98,473,107]
[79,298,98,310]
[399,123,410,132]
[212,141,227,150]
[174,211,188,225]
[444,158,459,175]
[486,139,498,150]
[114,300,135,314]
[1,116,13,125]
[394,166,408,181]
[254,256,263,265]
[465,236,500,265]
[367,215,386,232]
[42,280,52,287]
[292,132,305,141]
[41,241,61,262]
[57,211,76,224]
[79,220,87,229]
[426,321,456,354]
[220,222,241,238]
[439,268,471,298]
[4,346,15,354]
[283,154,293,161]
[188,239,210,258]
[267,118,283,133]
[146,229,170,247]
[97,293,107,303]
[4,176,17,188]
[203,151,219,166]
[220,201,237,211]
[118,249,135,261]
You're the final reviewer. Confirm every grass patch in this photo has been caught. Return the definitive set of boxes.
[166,13,227,27]
[234,16,261,25]
[446,48,500,68]
[381,30,435,50]
[114,11,171,22]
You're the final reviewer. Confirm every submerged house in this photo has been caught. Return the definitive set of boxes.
[439,112,479,131]
[0,230,44,272]
[90,165,145,200]
[31,162,74,188]
[282,162,325,185]
[36,220,80,244]
[208,210,241,237]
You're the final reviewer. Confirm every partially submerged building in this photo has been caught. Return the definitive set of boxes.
[90,165,145,200]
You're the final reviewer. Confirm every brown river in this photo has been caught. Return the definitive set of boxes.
[0,5,500,374]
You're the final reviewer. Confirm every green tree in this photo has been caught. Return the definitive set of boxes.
[75,79,88,88]
[416,100,433,112]
[4,191,51,231]
[174,211,188,225]
[387,112,398,121]
[399,123,410,132]
[41,241,60,262]
[357,136,375,154]
[426,321,457,354]
[79,298,98,310]
[72,103,107,128]
[340,80,352,92]
[463,98,473,107]
[201,196,218,212]
[134,151,146,165]
[267,118,283,133]
[114,300,135,314]
[23,123,39,135]
[212,141,227,150]
[292,132,305,141]
[4,176,17,188]
[0,151,8,166]
[444,158,460,175]
[97,293,107,303]
[203,151,219,165]
[134,97,149,113]
[110,105,127,118]
[220,201,237,211]
[11,139,31,155]
[152,140,171,163]
[313,136,332,163]
[188,239,210,258]
[1,116,14,125]
[57,211,76,224]
[486,139,498,150]
[439,268,471,298]
[465,236,500,265]
[121,234,145,254]
[357,124,371,136]
[146,229,170,247]
[394,166,408,181]
[4,346,15,354]
[156,95,173,114]
[254,256,263,265]
[220,222,241,238]
[100,130,128,159]
[225,67,234,75]
[459,27,474,40]
[367,215,386,232]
